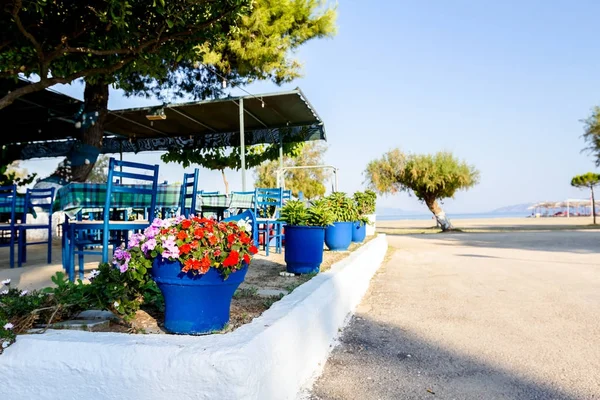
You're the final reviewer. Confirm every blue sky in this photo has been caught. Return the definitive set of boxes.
[21,0,600,213]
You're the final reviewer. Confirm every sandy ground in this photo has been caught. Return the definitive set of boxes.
[309,230,600,400]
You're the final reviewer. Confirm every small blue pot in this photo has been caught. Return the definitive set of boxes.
[150,258,248,334]
[352,222,366,243]
[284,225,325,274]
[324,222,353,251]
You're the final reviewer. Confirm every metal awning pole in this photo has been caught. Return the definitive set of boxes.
[334,168,339,192]
[239,98,246,191]
[278,132,284,188]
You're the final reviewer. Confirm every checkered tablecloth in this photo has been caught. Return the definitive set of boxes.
[0,196,36,218]
[53,183,184,217]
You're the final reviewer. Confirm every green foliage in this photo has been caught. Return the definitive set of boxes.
[86,155,110,183]
[0,160,37,188]
[570,172,600,189]
[279,199,334,226]
[324,192,359,222]
[582,107,600,166]
[364,149,480,204]
[354,190,376,215]
[254,141,330,199]
[0,0,254,107]
[161,142,303,171]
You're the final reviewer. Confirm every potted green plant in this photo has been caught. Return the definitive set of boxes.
[323,192,359,251]
[279,200,334,274]
[112,216,258,334]
[354,190,377,236]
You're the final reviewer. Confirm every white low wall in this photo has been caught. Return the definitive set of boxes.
[24,211,64,241]
[0,235,388,400]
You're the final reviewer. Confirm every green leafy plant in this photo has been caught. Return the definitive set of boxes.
[324,192,359,222]
[279,200,335,227]
[354,190,377,215]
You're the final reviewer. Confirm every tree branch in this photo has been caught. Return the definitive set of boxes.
[12,0,47,77]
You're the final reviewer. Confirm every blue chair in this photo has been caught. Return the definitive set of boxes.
[229,191,255,216]
[0,185,18,268]
[18,187,55,267]
[253,188,284,256]
[65,158,159,280]
[180,169,199,217]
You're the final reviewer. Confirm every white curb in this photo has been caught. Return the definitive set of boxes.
[0,234,388,400]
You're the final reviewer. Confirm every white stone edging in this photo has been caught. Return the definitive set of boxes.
[0,234,388,400]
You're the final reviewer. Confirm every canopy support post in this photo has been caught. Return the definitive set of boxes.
[239,98,246,191]
[278,132,284,188]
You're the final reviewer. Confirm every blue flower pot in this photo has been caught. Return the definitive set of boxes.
[352,221,367,243]
[150,258,248,334]
[284,225,325,274]
[324,222,353,251]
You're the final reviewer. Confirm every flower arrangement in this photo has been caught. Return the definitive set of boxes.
[113,216,258,279]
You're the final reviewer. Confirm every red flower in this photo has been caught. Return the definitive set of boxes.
[243,254,251,264]
[161,228,169,234]
[227,234,236,244]
[199,256,211,274]
[194,228,205,239]
[249,245,258,255]
[179,243,191,254]
[240,232,251,244]
[190,240,199,249]
[177,231,188,241]
[214,249,222,257]
[218,223,228,232]
[184,258,200,272]
[208,235,218,245]
[223,250,239,267]
[181,220,192,229]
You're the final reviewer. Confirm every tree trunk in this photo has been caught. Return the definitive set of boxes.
[221,169,229,195]
[425,197,454,231]
[70,81,109,182]
[592,186,596,225]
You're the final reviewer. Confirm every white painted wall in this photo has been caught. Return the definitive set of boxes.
[0,235,388,400]
[24,211,64,241]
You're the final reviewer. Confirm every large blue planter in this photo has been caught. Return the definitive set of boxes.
[284,225,325,274]
[352,221,366,243]
[150,258,248,334]
[324,222,353,251]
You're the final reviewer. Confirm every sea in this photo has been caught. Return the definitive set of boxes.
[378,212,529,221]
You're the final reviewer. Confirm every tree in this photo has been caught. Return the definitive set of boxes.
[582,107,600,166]
[0,160,36,188]
[571,172,600,225]
[0,0,251,109]
[86,155,110,183]
[2,0,336,182]
[364,149,480,231]
[254,141,330,199]
[162,142,304,193]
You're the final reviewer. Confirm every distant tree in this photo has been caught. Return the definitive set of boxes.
[582,107,600,166]
[0,160,37,188]
[86,155,110,183]
[162,143,303,194]
[254,141,330,199]
[570,172,600,224]
[364,149,480,231]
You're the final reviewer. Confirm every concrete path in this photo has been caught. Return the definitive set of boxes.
[308,231,600,400]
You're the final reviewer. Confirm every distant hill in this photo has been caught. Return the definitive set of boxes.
[489,203,534,213]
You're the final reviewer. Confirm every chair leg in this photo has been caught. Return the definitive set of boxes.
[102,228,109,264]
[9,229,15,268]
[265,224,270,256]
[17,227,23,267]
[47,226,52,264]
[68,226,75,282]
[78,244,85,281]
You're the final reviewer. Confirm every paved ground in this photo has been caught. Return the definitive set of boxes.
[308,230,600,400]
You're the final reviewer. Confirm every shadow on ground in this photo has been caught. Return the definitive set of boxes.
[386,230,600,254]
[310,315,586,400]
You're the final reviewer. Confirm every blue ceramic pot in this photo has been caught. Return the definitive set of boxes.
[150,258,248,334]
[284,225,325,274]
[324,222,353,251]
[352,222,366,243]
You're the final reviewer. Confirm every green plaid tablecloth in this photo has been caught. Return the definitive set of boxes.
[199,193,255,218]
[53,183,184,218]
[0,195,37,218]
